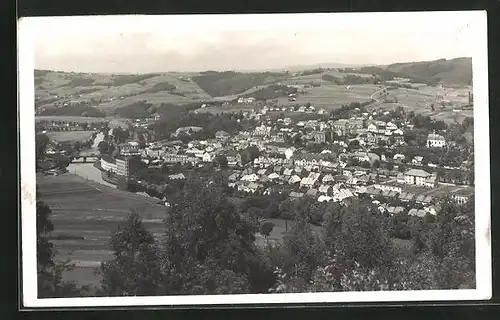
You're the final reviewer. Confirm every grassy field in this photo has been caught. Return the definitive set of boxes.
[96,92,196,111]
[275,84,377,109]
[46,130,95,143]
[37,173,167,288]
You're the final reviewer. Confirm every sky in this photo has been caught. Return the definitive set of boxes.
[23,11,483,73]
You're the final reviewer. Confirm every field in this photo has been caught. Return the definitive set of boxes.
[37,173,167,287]
[367,85,473,123]
[46,130,95,143]
[95,91,196,111]
[275,84,378,109]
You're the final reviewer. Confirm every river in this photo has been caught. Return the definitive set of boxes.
[67,132,117,188]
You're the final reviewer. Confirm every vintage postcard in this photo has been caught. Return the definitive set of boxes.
[19,11,490,308]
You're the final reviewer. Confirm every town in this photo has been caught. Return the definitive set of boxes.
[37,93,475,221]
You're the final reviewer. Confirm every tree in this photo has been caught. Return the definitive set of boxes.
[268,208,325,293]
[99,212,164,296]
[214,154,228,168]
[240,146,260,165]
[36,133,50,161]
[98,140,110,155]
[162,177,274,294]
[429,197,475,289]
[112,127,129,144]
[260,222,275,238]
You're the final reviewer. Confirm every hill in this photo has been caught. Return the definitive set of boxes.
[191,71,288,97]
[381,57,472,86]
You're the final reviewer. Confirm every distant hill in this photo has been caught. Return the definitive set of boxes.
[284,63,369,73]
[380,57,472,86]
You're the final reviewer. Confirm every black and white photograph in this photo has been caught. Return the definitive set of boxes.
[19,11,491,308]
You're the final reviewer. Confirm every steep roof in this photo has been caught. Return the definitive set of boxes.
[427,133,445,141]
[405,169,432,178]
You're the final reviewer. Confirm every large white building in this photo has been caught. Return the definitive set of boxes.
[404,169,438,188]
[427,133,446,148]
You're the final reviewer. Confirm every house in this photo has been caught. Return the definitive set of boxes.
[425,174,438,188]
[408,208,427,217]
[452,188,474,205]
[393,154,406,162]
[314,131,327,144]
[399,192,415,202]
[335,188,354,201]
[332,119,349,135]
[373,183,403,194]
[215,130,230,139]
[241,173,259,182]
[318,185,331,194]
[294,153,324,168]
[268,172,280,180]
[352,152,380,165]
[226,153,242,167]
[386,206,404,215]
[322,174,335,183]
[412,156,423,166]
[320,160,339,172]
[424,206,438,216]
[427,133,446,148]
[168,173,186,180]
[367,123,377,132]
[202,152,213,162]
[247,182,261,192]
[163,153,189,164]
[228,173,240,182]
[238,97,256,104]
[300,172,321,188]
[404,169,437,188]
[254,125,270,137]
[386,122,398,131]
[318,195,333,202]
[288,175,302,184]
[393,128,404,136]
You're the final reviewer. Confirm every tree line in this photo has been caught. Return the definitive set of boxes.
[36,172,475,297]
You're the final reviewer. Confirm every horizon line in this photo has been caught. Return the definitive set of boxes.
[34,56,472,75]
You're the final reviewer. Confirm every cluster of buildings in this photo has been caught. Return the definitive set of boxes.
[96,103,470,218]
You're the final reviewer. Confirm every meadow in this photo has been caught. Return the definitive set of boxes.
[46,130,95,143]
[37,173,167,287]
[275,84,378,109]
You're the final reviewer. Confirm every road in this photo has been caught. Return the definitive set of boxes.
[370,86,388,102]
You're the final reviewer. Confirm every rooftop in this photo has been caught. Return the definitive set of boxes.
[405,169,432,178]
